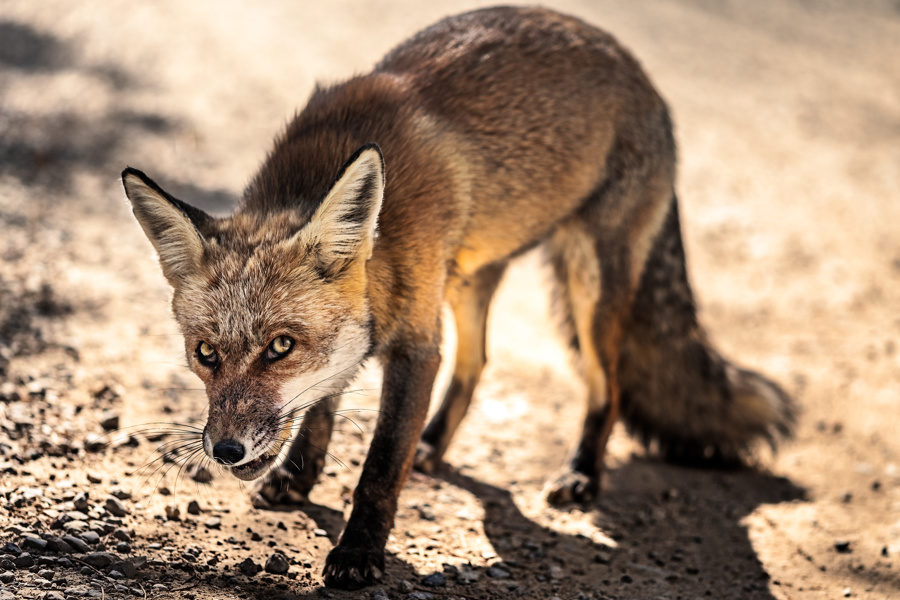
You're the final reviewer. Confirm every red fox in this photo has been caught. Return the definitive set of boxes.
[122,6,794,589]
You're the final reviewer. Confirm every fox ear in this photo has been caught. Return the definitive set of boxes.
[121,167,212,286]
[298,143,385,277]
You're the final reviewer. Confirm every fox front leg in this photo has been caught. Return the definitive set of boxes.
[323,344,440,589]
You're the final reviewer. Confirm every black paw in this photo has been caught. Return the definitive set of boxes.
[545,471,598,505]
[322,544,384,589]
[251,466,312,509]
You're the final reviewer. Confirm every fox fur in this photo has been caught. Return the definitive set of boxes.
[122,6,795,589]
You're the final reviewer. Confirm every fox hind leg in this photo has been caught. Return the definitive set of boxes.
[415,261,507,473]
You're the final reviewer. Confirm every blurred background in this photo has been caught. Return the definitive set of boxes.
[1,1,899,599]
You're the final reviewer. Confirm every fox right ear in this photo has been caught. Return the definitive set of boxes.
[121,167,212,286]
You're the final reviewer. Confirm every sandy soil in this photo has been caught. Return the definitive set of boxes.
[1,1,899,599]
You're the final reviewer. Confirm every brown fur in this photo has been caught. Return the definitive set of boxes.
[122,6,795,589]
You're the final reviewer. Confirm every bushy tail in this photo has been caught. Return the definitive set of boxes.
[618,198,796,465]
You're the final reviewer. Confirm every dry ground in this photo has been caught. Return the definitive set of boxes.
[1,1,900,599]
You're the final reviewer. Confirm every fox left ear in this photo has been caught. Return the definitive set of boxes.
[121,167,213,287]
[298,143,385,277]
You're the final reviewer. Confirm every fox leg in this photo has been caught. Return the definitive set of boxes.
[415,262,507,473]
[324,341,441,588]
[251,397,336,507]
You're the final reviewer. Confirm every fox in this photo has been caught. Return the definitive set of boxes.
[121,6,795,589]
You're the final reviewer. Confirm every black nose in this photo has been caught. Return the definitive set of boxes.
[212,440,245,465]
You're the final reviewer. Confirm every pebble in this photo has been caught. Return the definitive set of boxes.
[99,411,120,431]
[57,558,74,569]
[84,433,107,452]
[1,542,21,555]
[372,589,389,600]
[73,492,89,512]
[408,593,434,600]
[112,529,131,542]
[86,473,103,484]
[834,541,852,554]
[421,572,446,587]
[46,537,74,554]
[313,529,328,537]
[486,566,510,579]
[82,552,115,568]
[79,531,100,545]
[187,500,201,515]
[38,569,54,579]
[63,521,88,534]
[0,573,13,584]
[265,552,290,574]
[22,537,48,552]
[188,463,213,483]
[238,557,260,576]
[43,592,65,600]
[116,542,131,554]
[204,517,221,529]
[104,497,129,517]
[164,505,180,521]
[458,569,480,584]
[110,489,131,501]
[108,570,124,579]
[13,553,35,568]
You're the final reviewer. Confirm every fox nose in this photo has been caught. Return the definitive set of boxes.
[212,440,245,465]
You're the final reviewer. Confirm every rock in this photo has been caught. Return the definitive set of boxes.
[78,531,100,545]
[398,580,414,593]
[238,557,260,576]
[408,593,434,600]
[99,411,120,431]
[108,570,124,579]
[104,497,129,517]
[188,463,213,483]
[372,588,389,600]
[62,520,88,534]
[203,517,221,530]
[38,569,54,579]
[112,529,131,542]
[458,569,480,584]
[164,505,180,521]
[0,559,13,571]
[187,500,201,515]
[313,529,327,537]
[0,572,13,584]
[110,560,137,578]
[57,557,74,569]
[45,537,74,554]
[86,473,103,484]
[486,566,510,579]
[60,535,88,554]
[84,433,107,452]
[13,553,35,568]
[82,552,115,568]
[265,552,290,574]
[0,382,19,402]
[834,541,852,554]
[421,572,446,587]
[22,537,48,552]
[116,542,131,554]
[110,489,131,501]
[73,492,89,512]
[1,542,21,555]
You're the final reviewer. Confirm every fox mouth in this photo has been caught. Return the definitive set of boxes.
[229,450,278,481]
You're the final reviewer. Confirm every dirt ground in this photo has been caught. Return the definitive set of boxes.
[1,1,899,599]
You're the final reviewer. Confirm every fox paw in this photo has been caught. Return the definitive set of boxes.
[545,471,598,505]
[413,440,440,474]
[323,544,384,589]
[251,466,311,508]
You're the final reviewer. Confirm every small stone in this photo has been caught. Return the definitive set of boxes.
[62,520,88,534]
[14,553,35,568]
[42,592,65,600]
[398,580,414,593]
[110,489,131,501]
[251,532,262,542]
[56,557,74,569]
[82,552,115,568]
[152,584,168,591]
[38,569,54,579]
[408,593,434,600]
[111,560,137,578]
[78,531,100,545]
[2,542,21,555]
[84,433,107,452]
[421,572,446,587]
[99,411,120,431]
[372,588,389,600]
[45,537,73,554]
[0,572,14,584]
[203,517,221,530]
[416,504,436,521]
[112,529,131,542]
[549,565,564,579]
[104,497,129,517]
[157,486,171,496]
[164,505,180,521]
[834,541,852,554]
[108,570,124,579]
[86,473,102,484]
[22,537,48,552]
[313,529,327,537]
[265,552,290,574]
[186,500,201,515]
[73,492,89,512]
[486,566,510,579]
[116,542,131,554]
[188,463,213,483]
[458,569,480,584]
[238,557,260,577]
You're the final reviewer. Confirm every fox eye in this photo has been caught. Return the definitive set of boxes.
[266,336,294,361]
[196,341,218,367]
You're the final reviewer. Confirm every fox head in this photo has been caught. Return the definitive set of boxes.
[122,144,384,480]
